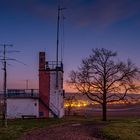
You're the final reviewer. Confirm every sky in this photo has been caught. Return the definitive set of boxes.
[0,0,140,91]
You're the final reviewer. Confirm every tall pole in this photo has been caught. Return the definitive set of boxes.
[56,6,65,89]
[3,45,7,127]
[0,44,13,127]
[26,80,29,90]
[56,6,60,68]
[56,6,60,89]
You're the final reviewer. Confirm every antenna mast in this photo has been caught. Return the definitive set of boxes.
[56,6,66,66]
[56,5,65,88]
[56,6,60,67]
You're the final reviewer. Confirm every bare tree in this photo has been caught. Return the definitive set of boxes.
[69,48,140,121]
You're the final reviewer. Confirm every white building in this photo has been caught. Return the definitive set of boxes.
[5,52,64,119]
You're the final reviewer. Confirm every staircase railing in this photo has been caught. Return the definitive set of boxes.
[39,98,58,118]
[50,103,59,117]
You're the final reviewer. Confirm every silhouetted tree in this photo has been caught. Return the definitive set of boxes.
[69,48,140,121]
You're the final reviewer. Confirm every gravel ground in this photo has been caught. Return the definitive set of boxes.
[19,122,106,140]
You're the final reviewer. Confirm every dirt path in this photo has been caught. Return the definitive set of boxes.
[19,122,107,140]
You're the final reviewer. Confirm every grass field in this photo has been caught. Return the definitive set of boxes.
[0,117,140,140]
[0,118,67,140]
[102,118,140,140]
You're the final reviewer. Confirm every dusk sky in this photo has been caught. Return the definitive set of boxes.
[0,0,140,91]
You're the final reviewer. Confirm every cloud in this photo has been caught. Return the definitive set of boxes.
[0,0,58,19]
[64,0,140,27]
[0,0,140,27]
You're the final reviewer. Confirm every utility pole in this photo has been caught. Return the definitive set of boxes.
[26,80,29,90]
[0,44,13,127]
[0,44,25,127]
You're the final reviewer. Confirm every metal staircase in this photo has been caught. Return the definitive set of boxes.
[39,98,59,118]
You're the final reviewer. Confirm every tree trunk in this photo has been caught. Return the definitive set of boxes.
[102,102,107,121]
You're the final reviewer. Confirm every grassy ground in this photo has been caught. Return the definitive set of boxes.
[0,117,95,140]
[0,117,140,140]
[0,118,68,140]
[102,118,140,140]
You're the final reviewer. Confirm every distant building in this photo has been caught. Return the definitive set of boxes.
[4,52,64,119]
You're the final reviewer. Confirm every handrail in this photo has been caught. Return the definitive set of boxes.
[7,93,39,98]
[39,98,58,118]
[50,103,60,116]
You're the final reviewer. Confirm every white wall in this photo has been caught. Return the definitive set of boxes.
[50,71,63,90]
[7,98,39,119]
[49,71,64,118]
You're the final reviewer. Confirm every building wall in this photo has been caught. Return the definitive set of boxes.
[7,98,39,119]
[39,52,50,117]
[39,71,50,117]
[39,52,64,118]
[49,71,64,118]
